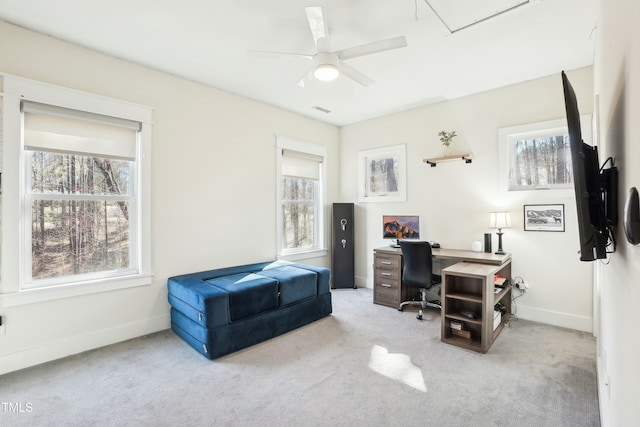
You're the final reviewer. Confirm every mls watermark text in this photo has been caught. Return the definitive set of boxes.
[1,402,33,413]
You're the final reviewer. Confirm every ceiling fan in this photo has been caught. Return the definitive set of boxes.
[251,6,408,87]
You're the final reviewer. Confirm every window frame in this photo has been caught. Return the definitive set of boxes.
[0,74,153,307]
[276,136,327,261]
[498,116,591,196]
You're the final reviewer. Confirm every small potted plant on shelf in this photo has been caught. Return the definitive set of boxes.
[438,130,457,152]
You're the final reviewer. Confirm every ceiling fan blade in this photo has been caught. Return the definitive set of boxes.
[296,66,315,88]
[337,36,408,61]
[247,50,313,60]
[338,62,375,87]
[305,6,328,46]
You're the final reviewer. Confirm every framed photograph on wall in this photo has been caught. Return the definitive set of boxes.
[524,204,565,232]
[358,144,406,202]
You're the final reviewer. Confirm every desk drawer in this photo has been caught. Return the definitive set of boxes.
[374,283,398,307]
[375,269,400,285]
[375,253,400,271]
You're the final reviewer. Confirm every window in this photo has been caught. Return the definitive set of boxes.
[510,133,572,190]
[282,175,317,250]
[499,117,591,193]
[276,137,327,260]
[23,102,139,288]
[1,76,152,304]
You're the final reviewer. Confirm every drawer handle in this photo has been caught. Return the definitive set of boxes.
[381,272,392,276]
[381,261,392,265]
[380,283,392,288]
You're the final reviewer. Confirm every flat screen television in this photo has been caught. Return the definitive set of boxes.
[561,71,618,261]
[383,215,420,246]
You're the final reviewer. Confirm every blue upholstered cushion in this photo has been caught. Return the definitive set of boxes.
[170,292,333,359]
[281,263,331,295]
[167,278,231,328]
[204,273,279,321]
[256,266,317,306]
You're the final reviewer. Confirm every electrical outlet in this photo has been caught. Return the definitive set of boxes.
[514,277,528,291]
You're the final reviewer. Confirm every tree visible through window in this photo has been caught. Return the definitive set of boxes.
[29,152,132,280]
[281,177,316,250]
[512,135,572,188]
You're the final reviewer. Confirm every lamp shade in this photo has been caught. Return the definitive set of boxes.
[489,211,512,229]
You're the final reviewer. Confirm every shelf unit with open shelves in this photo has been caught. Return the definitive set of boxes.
[441,260,512,353]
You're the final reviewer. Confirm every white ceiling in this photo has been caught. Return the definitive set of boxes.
[0,0,596,126]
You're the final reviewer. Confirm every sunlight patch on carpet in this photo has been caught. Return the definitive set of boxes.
[368,345,426,392]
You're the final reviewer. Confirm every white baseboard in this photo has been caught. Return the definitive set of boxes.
[596,354,608,427]
[0,314,170,375]
[355,276,592,333]
[514,304,593,333]
[355,274,372,289]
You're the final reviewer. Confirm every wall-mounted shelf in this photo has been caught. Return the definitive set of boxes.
[423,154,473,167]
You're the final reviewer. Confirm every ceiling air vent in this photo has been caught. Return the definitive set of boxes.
[312,106,331,114]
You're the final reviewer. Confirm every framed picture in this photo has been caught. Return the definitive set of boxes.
[524,204,565,232]
[358,144,406,202]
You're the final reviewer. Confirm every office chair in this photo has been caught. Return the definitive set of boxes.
[397,240,442,320]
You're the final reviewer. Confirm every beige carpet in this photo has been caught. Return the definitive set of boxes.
[0,288,599,426]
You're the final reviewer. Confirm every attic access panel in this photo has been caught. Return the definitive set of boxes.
[426,0,530,33]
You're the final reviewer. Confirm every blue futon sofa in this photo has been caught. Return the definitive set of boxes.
[167,260,332,359]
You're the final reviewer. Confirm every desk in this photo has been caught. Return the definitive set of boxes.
[374,246,511,266]
[373,246,510,308]
[373,245,512,353]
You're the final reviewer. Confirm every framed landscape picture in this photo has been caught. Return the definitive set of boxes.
[524,204,565,232]
[357,144,406,202]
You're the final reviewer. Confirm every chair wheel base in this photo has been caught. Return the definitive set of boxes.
[397,306,403,312]
[416,313,423,320]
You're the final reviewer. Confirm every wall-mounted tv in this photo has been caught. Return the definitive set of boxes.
[383,215,420,240]
[561,71,618,261]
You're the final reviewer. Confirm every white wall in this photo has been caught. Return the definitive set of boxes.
[0,21,339,374]
[340,68,596,332]
[593,0,640,425]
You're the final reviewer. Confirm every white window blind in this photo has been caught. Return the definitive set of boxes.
[281,149,323,180]
[22,101,140,160]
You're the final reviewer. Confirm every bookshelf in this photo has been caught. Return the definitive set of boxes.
[440,260,512,353]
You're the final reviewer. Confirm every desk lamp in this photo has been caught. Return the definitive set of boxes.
[489,211,512,255]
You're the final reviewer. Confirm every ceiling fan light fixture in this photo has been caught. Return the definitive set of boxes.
[313,63,339,81]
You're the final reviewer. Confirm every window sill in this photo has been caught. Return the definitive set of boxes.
[277,248,328,262]
[0,274,154,308]
[506,187,574,198]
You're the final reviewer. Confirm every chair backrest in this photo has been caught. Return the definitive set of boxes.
[399,240,434,289]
